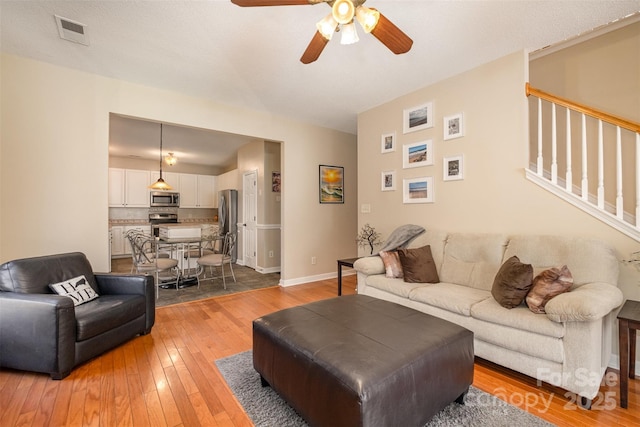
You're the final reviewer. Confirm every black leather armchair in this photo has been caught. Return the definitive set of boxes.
[0,252,155,379]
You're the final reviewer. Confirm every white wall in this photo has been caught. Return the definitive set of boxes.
[0,53,357,283]
[357,50,639,361]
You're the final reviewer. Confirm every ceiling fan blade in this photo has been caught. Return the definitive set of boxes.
[231,0,319,6]
[369,9,413,55]
[300,31,329,64]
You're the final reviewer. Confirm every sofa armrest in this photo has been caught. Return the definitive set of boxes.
[353,256,385,276]
[0,292,75,379]
[95,273,152,296]
[95,273,155,333]
[544,282,624,323]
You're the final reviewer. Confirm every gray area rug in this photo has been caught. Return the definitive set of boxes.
[216,350,555,427]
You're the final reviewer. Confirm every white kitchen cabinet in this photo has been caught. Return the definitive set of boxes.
[110,225,151,257]
[150,171,180,191]
[179,174,216,208]
[110,226,125,256]
[108,168,150,207]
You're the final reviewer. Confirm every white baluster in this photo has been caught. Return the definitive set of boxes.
[616,126,623,219]
[551,103,557,184]
[537,98,543,175]
[566,108,572,192]
[581,113,588,200]
[597,120,604,209]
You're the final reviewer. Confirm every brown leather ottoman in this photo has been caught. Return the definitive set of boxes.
[253,295,474,427]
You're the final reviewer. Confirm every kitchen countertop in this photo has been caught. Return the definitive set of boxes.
[109,219,218,227]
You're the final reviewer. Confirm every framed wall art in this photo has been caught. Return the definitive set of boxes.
[272,171,281,192]
[443,113,464,140]
[403,140,433,169]
[403,176,434,204]
[443,155,464,181]
[381,131,396,153]
[403,101,433,134]
[319,165,344,204]
[381,170,396,191]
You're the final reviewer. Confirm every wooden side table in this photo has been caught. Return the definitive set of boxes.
[337,257,359,296]
[617,299,640,409]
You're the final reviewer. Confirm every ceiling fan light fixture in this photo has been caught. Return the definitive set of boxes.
[340,21,359,45]
[316,13,338,40]
[355,5,380,33]
[332,0,355,25]
[165,152,177,166]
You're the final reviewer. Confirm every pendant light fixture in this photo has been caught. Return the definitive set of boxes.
[165,152,177,166]
[148,123,173,190]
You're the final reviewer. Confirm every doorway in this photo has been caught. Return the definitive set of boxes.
[243,170,258,270]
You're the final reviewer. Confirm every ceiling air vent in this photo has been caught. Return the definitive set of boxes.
[55,15,89,46]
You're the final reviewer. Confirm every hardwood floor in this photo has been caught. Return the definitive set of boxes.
[1,274,638,426]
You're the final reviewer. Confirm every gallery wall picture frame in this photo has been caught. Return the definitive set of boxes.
[319,164,344,204]
[403,140,433,169]
[381,170,396,191]
[403,101,433,134]
[443,112,464,140]
[403,176,434,204]
[381,132,396,153]
[443,155,464,181]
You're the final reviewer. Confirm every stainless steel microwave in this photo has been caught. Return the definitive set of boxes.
[150,191,180,207]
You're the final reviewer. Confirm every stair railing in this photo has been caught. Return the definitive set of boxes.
[525,83,640,241]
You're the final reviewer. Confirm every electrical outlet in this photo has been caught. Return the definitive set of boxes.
[311,256,317,265]
[269,250,274,258]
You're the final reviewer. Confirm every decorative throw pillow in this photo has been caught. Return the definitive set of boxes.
[379,250,403,278]
[397,245,439,283]
[49,275,99,306]
[526,265,573,314]
[491,256,534,309]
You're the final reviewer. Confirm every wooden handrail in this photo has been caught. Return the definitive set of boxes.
[526,83,640,134]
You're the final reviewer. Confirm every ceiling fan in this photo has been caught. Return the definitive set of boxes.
[231,0,413,64]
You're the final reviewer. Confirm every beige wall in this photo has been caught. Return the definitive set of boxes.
[358,50,639,359]
[529,21,640,213]
[0,53,357,283]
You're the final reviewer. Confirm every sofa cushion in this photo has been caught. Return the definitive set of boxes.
[439,233,508,291]
[409,283,491,317]
[471,298,565,338]
[491,256,533,309]
[379,251,403,278]
[49,275,99,306]
[365,275,431,299]
[503,235,618,287]
[75,294,146,341]
[526,266,573,314]
[0,252,99,294]
[398,245,439,283]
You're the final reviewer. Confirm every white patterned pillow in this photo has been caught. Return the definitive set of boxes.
[49,275,99,306]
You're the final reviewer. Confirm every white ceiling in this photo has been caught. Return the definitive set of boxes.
[2,1,639,167]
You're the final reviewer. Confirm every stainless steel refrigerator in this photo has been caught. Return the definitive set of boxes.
[218,189,238,262]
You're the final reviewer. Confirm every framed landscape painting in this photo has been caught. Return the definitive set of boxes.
[403,140,433,169]
[319,165,344,204]
[403,176,434,204]
[403,101,433,134]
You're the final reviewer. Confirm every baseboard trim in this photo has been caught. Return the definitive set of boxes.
[280,270,356,287]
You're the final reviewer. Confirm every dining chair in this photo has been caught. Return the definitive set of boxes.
[197,232,237,289]
[126,230,180,298]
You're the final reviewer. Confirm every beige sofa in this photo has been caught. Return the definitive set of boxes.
[353,230,623,403]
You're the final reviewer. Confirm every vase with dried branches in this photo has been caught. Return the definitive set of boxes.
[356,224,382,255]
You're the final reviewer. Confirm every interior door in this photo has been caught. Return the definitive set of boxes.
[243,171,258,270]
